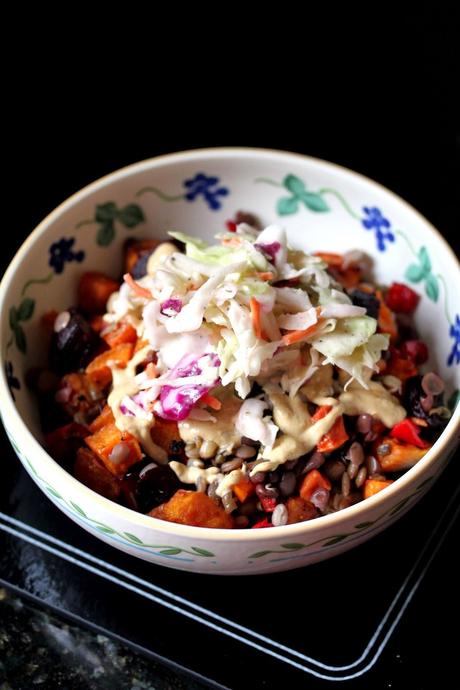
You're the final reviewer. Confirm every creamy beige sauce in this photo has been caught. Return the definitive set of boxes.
[300,363,334,402]
[178,394,243,453]
[253,384,343,474]
[169,456,247,497]
[339,380,406,428]
[108,345,167,463]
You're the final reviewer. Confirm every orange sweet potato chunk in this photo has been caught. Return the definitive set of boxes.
[86,342,134,387]
[286,496,317,524]
[78,271,119,314]
[375,437,428,472]
[151,417,184,456]
[85,422,142,476]
[74,447,121,500]
[363,479,394,499]
[149,489,234,528]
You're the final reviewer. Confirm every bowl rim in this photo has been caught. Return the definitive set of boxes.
[1,146,459,543]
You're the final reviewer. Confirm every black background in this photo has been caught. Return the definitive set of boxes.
[2,9,456,690]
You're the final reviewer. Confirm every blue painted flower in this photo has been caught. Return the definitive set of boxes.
[5,361,20,400]
[49,238,85,274]
[361,206,395,251]
[183,173,229,210]
[447,315,460,367]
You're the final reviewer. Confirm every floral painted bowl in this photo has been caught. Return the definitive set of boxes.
[1,148,459,575]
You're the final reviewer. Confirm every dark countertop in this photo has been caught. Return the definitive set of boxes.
[0,587,205,689]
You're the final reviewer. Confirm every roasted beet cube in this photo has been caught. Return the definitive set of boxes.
[49,309,100,374]
[349,289,380,320]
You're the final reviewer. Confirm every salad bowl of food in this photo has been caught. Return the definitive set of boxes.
[0,148,459,575]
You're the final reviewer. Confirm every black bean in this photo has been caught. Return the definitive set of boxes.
[356,414,373,434]
[268,470,280,484]
[240,436,261,448]
[256,483,279,498]
[279,471,297,497]
[304,451,325,472]
[49,309,100,375]
[250,471,266,485]
[349,289,380,320]
[122,462,181,513]
[324,459,346,482]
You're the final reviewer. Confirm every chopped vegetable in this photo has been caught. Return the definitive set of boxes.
[376,289,398,342]
[89,405,115,433]
[232,479,256,503]
[85,422,142,476]
[78,272,119,314]
[299,469,331,502]
[200,393,222,410]
[260,496,277,513]
[385,282,420,314]
[86,343,134,387]
[251,518,273,528]
[151,417,184,456]
[103,322,137,348]
[401,340,429,364]
[150,489,234,528]
[286,496,317,524]
[363,479,394,499]
[312,405,349,453]
[74,447,121,500]
[390,418,430,448]
[375,436,429,472]
[249,297,266,340]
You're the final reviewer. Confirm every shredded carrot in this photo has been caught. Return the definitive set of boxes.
[146,362,159,378]
[201,393,222,411]
[256,272,275,281]
[221,237,242,247]
[281,314,323,346]
[123,273,152,300]
[250,297,267,340]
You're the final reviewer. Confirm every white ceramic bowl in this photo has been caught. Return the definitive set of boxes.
[1,148,459,575]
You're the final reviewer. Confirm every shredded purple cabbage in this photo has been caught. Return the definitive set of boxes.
[156,353,220,421]
[120,403,135,417]
[160,298,183,316]
[254,241,281,263]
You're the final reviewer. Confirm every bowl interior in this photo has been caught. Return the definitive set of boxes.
[2,148,459,494]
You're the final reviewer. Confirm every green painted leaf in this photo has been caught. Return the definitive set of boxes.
[301,192,329,212]
[281,543,304,550]
[389,497,411,516]
[95,202,118,223]
[190,547,214,557]
[354,521,374,529]
[323,534,348,546]
[277,196,299,215]
[416,476,434,490]
[17,298,35,321]
[15,325,26,353]
[70,501,87,518]
[124,532,143,545]
[45,486,62,499]
[97,222,115,246]
[159,547,182,555]
[96,525,117,535]
[9,306,19,329]
[117,204,145,228]
[425,273,439,302]
[448,389,460,412]
[418,246,431,272]
[283,174,306,196]
[250,550,272,559]
[405,263,425,282]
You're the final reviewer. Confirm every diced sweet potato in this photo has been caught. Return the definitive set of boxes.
[78,271,120,314]
[151,417,184,456]
[375,437,428,472]
[299,469,331,502]
[102,322,137,348]
[89,405,115,433]
[286,496,317,524]
[85,342,134,387]
[363,479,394,499]
[89,314,107,333]
[233,479,256,503]
[149,489,234,528]
[45,422,89,464]
[85,423,143,476]
[74,447,121,500]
